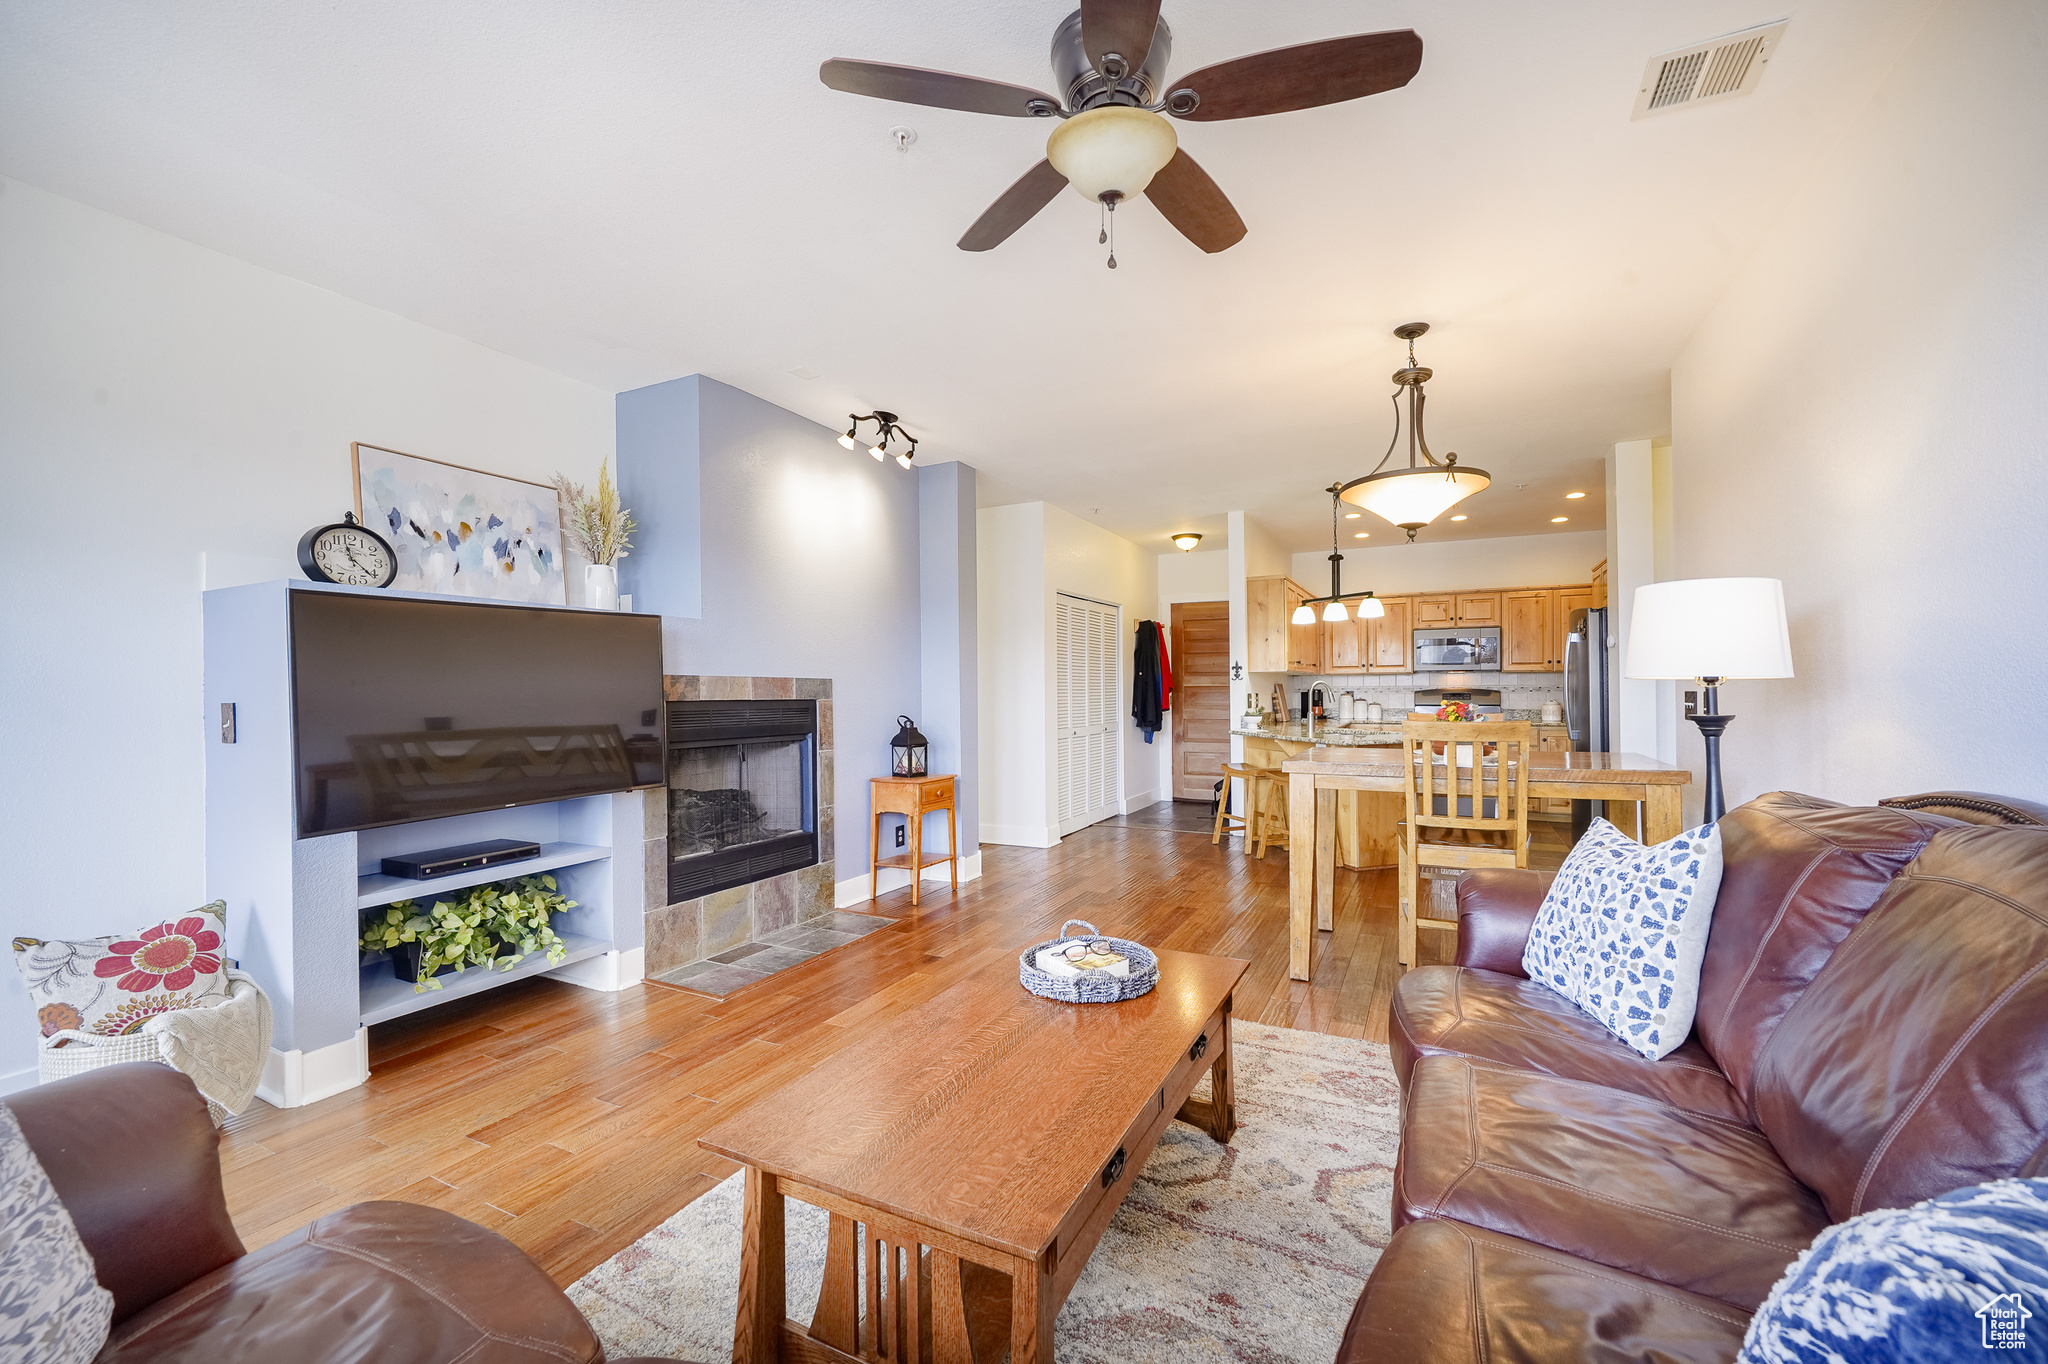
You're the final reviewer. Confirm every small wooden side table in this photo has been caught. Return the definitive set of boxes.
[869,774,957,907]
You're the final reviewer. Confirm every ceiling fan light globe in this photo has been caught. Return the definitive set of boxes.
[1339,467,1491,532]
[1045,105,1178,203]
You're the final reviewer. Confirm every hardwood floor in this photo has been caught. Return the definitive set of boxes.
[218,816,1571,1284]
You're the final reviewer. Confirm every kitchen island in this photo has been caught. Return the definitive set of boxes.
[1237,721,1405,868]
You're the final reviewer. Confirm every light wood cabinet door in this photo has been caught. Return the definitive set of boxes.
[1286,580,1322,671]
[1555,585,1597,667]
[1413,595,1455,628]
[1533,725,1573,813]
[1246,576,1289,673]
[1503,589,1555,670]
[1368,597,1414,672]
[1324,609,1365,672]
[1455,592,1500,626]
[1589,560,1608,610]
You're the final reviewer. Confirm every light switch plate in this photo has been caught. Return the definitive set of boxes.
[220,702,236,743]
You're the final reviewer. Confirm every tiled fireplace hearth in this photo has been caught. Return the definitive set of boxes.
[644,675,837,982]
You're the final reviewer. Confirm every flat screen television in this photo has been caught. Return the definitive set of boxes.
[290,589,664,838]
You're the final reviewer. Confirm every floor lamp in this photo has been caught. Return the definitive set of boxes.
[1624,578,1794,821]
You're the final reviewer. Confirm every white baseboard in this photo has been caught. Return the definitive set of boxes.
[834,851,983,908]
[548,946,644,992]
[258,1028,369,1109]
[1120,789,1160,814]
[979,822,1061,848]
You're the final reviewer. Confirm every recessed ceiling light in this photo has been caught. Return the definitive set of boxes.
[1551,516,1569,523]
[1343,512,1361,519]
[1353,532,1369,539]
[1565,491,1586,499]
[1449,514,1468,522]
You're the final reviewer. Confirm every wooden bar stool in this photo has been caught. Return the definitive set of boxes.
[1395,721,1534,968]
[1212,762,1255,846]
[1250,768,1291,860]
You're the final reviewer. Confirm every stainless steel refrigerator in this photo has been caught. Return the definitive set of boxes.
[1563,606,1610,840]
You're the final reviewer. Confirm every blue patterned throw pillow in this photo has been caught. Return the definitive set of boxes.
[1519,816,1723,1060]
[1741,1179,2048,1362]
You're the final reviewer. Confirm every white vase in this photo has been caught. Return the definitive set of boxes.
[584,563,619,611]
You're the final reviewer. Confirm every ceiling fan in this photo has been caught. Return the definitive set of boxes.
[819,1,1422,261]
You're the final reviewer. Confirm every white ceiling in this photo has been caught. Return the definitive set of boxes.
[1,0,1932,553]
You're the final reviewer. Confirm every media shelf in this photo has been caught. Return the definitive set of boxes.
[355,842,612,911]
[358,932,612,1027]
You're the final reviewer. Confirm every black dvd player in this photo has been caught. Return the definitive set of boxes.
[380,838,543,880]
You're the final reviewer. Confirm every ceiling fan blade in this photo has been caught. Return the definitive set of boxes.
[820,58,1058,117]
[1081,0,1163,77]
[958,160,1069,251]
[1165,30,1423,121]
[1144,149,1247,253]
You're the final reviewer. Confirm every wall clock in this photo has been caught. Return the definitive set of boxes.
[298,511,397,588]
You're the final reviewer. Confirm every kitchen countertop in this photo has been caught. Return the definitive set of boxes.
[1235,716,1567,746]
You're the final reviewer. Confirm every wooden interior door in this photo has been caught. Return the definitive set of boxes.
[1169,602,1230,802]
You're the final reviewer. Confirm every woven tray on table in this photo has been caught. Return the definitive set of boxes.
[1018,919,1158,1003]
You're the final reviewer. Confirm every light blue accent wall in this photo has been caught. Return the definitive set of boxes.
[615,375,977,887]
[918,461,979,849]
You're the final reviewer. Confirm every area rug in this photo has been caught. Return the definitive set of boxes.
[569,1024,1401,1363]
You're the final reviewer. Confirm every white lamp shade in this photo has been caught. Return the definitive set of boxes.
[1290,604,1316,625]
[1625,578,1794,680]
[1339,466,1491,529]
[1045,106,1178,203]
[1358,596,1386,619]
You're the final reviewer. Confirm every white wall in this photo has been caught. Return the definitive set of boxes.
[0,178,613,1087]
[1289,530,1606,596]
[1668,0,2048,817]
[1155,548,1229,799]
[975,502,1159,846]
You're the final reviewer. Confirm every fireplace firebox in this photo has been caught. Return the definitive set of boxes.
[667,699,818,902]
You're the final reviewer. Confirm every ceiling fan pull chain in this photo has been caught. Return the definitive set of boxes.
[1099,199,1107,246]
[1106,198,1118,269]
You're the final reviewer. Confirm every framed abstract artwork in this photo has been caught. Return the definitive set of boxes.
[352,443,567,605]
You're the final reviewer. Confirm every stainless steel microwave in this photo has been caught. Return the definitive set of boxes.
[1413,626,1502,672]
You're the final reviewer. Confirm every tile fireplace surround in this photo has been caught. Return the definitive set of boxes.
[645,674,836,979]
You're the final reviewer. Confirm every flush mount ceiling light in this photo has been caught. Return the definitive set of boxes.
[1338,323,1491,541]
[1292,484,1386,624]
[837,411,918,469]
[1170,531,1203,551]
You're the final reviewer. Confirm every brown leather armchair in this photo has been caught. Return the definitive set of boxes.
[1343,791,2048,1363]
[6,1062,688,1363]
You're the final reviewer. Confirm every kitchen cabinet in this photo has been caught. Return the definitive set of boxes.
[1368,596,1414,672]
[1558,585,1598,632]
[1455,592,1500,626]
[1324,606,1365,673]
[1413,595,1455,628]
[1503,590,1555,670]
[1589,560,1608,610]
[1246,576,1316,673]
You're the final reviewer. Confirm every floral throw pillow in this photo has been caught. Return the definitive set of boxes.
[0,1102,113,1363]
[13,903,230,1042]
[1520,818,1724,1060]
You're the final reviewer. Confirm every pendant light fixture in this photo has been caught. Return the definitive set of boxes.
[1338,323,1490,540]
[837,411,919,469]
[1291,484,1388,624]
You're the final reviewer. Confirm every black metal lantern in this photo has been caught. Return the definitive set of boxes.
[891,715,929,776]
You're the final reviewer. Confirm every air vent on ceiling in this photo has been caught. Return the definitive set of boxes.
[1631,20,1787,120]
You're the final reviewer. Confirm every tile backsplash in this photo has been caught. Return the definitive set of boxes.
[1278,671,1565,715]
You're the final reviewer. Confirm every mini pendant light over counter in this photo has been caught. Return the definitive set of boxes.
[1338,323,1490,539]
[1291,485,1387,625]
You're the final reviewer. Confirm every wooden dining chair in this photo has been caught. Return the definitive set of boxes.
[1396,720,1534,969]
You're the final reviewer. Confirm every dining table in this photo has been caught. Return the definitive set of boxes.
[1280,744,1693,981]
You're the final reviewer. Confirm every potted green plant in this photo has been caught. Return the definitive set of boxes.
[359,874,576,992]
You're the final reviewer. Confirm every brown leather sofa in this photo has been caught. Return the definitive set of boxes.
[6,1062,688,1363]
[1340,790,2048,1363]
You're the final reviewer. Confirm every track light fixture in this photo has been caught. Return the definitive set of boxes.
[839,411,919,469]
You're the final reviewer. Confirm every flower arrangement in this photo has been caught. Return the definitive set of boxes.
[1436,701,1475,722]
[359,874,575,992]
[552,460,635,567]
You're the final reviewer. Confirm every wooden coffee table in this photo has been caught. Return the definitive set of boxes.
[698,946,1248,1364]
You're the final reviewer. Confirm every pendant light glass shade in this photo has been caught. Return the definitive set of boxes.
[1290,604,1316,625]
[1045,106,1178,202]
[1358,594,1386,619]
[1322,600,1348,622]
[1339,466,1491,532]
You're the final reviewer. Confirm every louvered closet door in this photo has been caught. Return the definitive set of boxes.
[1055,593,1121,836]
